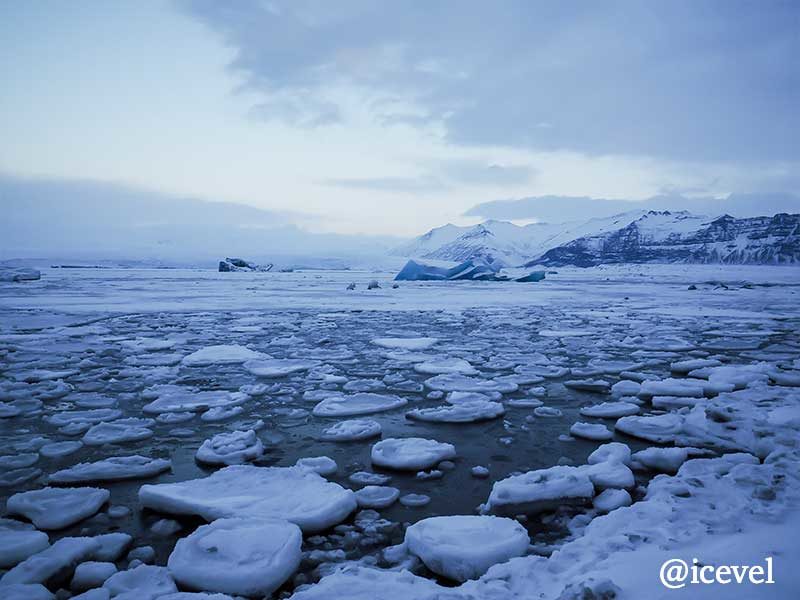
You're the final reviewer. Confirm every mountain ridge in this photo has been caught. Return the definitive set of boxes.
[393,210,800,266]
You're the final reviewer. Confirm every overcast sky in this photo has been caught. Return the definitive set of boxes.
[1,1,798,236]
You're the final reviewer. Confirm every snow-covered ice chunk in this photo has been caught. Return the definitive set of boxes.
[319,419,382,442]
[82,422,153,446]
[243,359,318,378]
[631,447,690,474]
[182,345,265,366]
[485,465,595,515]
[587,442,631,466]
[533,406,562,417]
[371,337,438,351]
[405,515,529,582]
[1,536,100,585]
[609,380,641,398]
[288,565,444,600]
[639,378,705,398]
[7,487,109,530]
[71,561,117,592]
[592,488,631,514]
[0,453,39,469]
[348,471,391,486]
[49,456,171,483]
[424,374,518,394]
[102,565,177,599]
[0,519,50,568]
[615,413,684,443]
[354,485,400,509]
[564,379,610,393]
[168,518,301,597]
[139,465,356,533]
[671,358,722,374]
[413,358,477,375]
[569,422,613,441]
[406,400,505,423]
[0,583,54,600]
[399,493,431,507]
[371,438,456,471]
[142,391,247,415]
[295,456,338,476]
[196,430,264,466]
[45,409,123,427]
[579,401,639,418]
[506,398,544,408]
[39,441,83,458]
[312,393,407,417]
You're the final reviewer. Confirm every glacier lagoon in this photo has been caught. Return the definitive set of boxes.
[1,264,799,598]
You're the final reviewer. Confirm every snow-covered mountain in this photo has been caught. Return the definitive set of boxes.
[393,211,800,266]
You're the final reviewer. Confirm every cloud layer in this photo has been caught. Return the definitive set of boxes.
[183,0,799,162]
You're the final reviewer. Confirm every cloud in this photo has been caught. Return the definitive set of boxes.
[319,160,535,193]
[0,173,399,261]
[465,192,800,222]
[181,0,799,162]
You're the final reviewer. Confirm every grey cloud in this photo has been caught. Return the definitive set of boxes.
[181,0,799,162]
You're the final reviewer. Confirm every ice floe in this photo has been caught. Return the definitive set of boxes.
[406,400,505,423]
[319,419,382,442]
[195,430,264,466]
[49,456,171,483]
[6,487,110,530]
[139,466,356,532]
[181,345,266,366]
[312,393,407,417]
[371,438,456,471]
[405,515,529,582]
[168,518,301,597]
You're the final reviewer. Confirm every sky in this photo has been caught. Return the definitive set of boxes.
[1,0,798,238]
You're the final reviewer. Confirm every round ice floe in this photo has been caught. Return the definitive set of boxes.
[424,374,518,394]
[243,358,318,378]
[506,398,543,408]
[7,486,109,530]
[200,405,244,422]
[83,421,153,446]
[615,413,684,443]
[196,430,264,466]
[0,519,50,568]
[399,493,431,507]
[139,465,356,533]
[564,379,610,393]
[295,456,338,475]
[446,391,501,404]
[413,358,477,375]
[71,561,118,592]
[354,485,400,509]
[312,393,407,417]
[593,488,631,514]
[0,468,42,487]
[587,442,631,466]
[319,419,382,442]
[49,455,171,484]
[579,401,639,418]
[406,400,505,424]
[371,337,438,351]
[533,406,562,418]
[182,345,266,366]
[631,447,690,474]
[103,565,177,598]
[39,441,83,458]
[485,465,595,515]
[45,409,123,427]
[0,453,39,470]
[405,515,529,582]
[610,380,641,398]
[638,378,705,398]
[569,422,613,441]
[168,518,301,597]
[371,438,456,471]
[349,471,391,486]
[143,391,247,415]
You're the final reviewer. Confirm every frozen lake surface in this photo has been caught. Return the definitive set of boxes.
[1,264,799,598]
